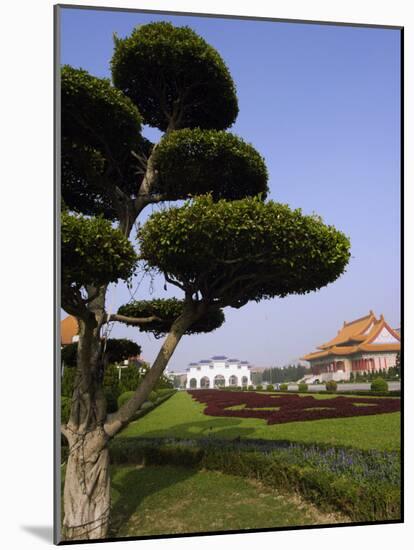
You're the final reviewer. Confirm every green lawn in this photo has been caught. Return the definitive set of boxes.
[118,391,400,451]
[109,464,348,537]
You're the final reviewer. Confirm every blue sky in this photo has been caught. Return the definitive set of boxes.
[60,7,401,371]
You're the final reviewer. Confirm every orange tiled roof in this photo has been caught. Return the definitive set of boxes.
[318,311,376,349]
[61,315,79,345]
[301,312,400,361]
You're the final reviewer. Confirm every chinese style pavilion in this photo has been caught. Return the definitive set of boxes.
[301,311,400,382]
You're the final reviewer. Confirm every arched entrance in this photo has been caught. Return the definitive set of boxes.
[189,378,197,389]
[200,376,210,388]
[229,374,238,386]
[214,374,225,388]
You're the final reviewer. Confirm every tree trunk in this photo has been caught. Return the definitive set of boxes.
[62,427,110,540]
[105,302,202,438]
[62,309,110,541]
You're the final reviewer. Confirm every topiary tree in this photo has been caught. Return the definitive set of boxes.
[370,377,389,392]
[60,21,350,541]
[325,380,338,392]
[61,338,141,368]
[298,382,308,392]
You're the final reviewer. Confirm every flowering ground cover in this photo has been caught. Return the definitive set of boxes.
[188,390,400,425]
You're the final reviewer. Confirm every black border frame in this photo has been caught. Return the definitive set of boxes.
[54,4,404,545]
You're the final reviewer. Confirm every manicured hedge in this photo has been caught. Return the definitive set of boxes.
[325,380,338,392]
[107,438,400,522]
[188,390,400,425]
[371,378,389,392]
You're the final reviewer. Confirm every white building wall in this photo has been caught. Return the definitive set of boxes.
[186,358,252,389]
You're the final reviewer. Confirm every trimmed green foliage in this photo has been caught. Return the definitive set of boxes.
[279,384,288,391]
[298,383,308,392]
[61,396,71,424]
[61,338,141,368]
[148,391,158,403]
[138,195,351,308]
[117,391,135,410]
[61,212,137,289]
[117,298,225,338]
[153,128,268,200]
[62,65,142,157]
[111,22,238,131]
[255,385,263,391]
[61,366,76,398]
[326,380,338,393]
[61,65,146,219]
[371,378,389,392]
[107,441,400,523]
[266,385,274,391]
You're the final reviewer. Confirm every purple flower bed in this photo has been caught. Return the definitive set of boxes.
[188,390,400,425]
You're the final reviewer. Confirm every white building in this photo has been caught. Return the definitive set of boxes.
[186,356,252,389]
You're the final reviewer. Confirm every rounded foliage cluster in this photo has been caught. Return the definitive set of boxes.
[61,66,151,220]
[61,338,141,367]
[62,136,153,220]
[61,396,71,424]
[118,298,225,338]
[325,380,338,392]
[138,195,351,307]
[153,128,268,200]
[61,212,137,289]
[117,391,135,410]
[279,384,288,391]
[111,22,238,131]
[62,65,142,161]
[298,382,308,392]
[371,378,389,392]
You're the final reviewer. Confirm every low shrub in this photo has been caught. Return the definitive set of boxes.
[298,382,308,392]
[104,387,119,413]
[325,380,338,393]
[266,385,274,391]
[279,383,288,391]
[61,396,71,424]
[248,385,254,391]
[255,385,263,391]
[155,388,176,398]
[148,391,158,402]
[371,378,389,392]
[117,391,135,409]
[108,438,401,522]
[242,386,248,391]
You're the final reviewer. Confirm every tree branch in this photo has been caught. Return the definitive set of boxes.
[104,303,202,438]
[108,313,162,326]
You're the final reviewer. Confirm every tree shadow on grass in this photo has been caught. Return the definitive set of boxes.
[129,417,259,441]
[109,464,195,538]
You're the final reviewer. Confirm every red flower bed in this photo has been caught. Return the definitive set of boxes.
[187,390,400,425]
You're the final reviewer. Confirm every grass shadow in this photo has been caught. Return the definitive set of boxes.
[109,464,195,537]
[127,417,258,440]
